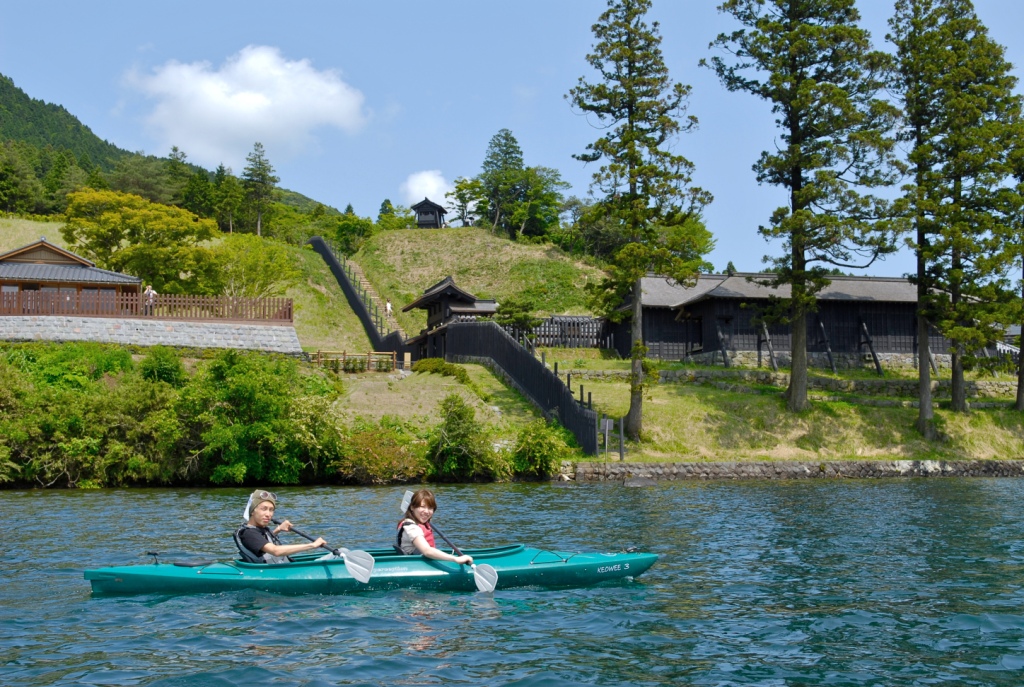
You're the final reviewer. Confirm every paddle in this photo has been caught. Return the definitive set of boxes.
[272,518,375,584]
[400,490,498,593]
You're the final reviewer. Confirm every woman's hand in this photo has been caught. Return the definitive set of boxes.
[454,554,473,565]
[274,520,294,534]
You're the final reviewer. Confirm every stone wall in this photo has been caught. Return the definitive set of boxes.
[560,459,1024,482]
[0,316,303,354]
[561,367,1016,399]
[684,349,952,371]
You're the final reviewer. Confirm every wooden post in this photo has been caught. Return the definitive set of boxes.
[542,351,546,367]
[554,362,558,376]
[579,384,584,404]
[588,391,592,410]
[567,373,572,389]
[618,417,625,462]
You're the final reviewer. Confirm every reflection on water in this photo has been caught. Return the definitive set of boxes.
[3,479,1024,685]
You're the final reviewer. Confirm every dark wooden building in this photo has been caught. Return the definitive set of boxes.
[410,197,447,229]
[610,273,952,370]
[403,276,497,358]
[0,237,141,315]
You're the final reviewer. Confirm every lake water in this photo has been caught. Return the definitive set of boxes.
[4,479,1024,686]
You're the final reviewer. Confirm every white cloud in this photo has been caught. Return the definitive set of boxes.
[400,170,452,208]
[126,45,367,169]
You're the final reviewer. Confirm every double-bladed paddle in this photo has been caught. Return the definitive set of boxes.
[400,490,498,593]
[272,518,375,583]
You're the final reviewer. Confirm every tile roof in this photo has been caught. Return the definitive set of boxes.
[641,273,919,308]
[0,262,142,285]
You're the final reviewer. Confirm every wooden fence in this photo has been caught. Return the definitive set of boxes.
[0,292,293,324]
[315,350,398,372]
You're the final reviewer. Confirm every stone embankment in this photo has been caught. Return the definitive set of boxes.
[561,368,1017,400]
[559,459,1024,483]
[0,316,303,354]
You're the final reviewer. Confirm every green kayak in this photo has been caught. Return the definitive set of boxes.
[85,544,658,596]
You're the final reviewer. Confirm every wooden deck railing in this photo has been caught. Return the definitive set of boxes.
[0,292,293,324]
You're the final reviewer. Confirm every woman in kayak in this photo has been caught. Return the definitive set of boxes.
[397,489,473,565]
[236,490,328,564]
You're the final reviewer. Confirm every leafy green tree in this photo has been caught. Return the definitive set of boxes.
[568,0,714,439]
[165,146,192,205]
[241,142,279,236]
[446,176,484,227]
[495,295,544,338]
[704,0,900,412]
[61,188,221,294]
[330,211,376,254]
[212,164,244,233]
[375,203,415,231]
[211,234,300,298]
[510,166,570,240]
[479,128,525,237]
[378,198,395,219]
[890,0,1024,417]
[181,172,214,217]
[109,154,175,204]
[425,393,495,481]
[0,141,44,213]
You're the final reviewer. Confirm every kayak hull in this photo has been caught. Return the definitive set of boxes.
[85,544,658,596]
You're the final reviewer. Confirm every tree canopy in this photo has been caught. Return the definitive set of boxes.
[61,188,220,294]
[569,0,714,439]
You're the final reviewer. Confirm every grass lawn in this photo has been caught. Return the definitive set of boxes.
[0,217,68,251]
[354,228,607,336]
[581,376,1024,462]
[332,363,542,443]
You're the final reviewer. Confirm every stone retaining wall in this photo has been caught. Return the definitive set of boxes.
[0,316,303,354]
[560,459,1024,482]
[562,367,1016,399]
[684,350,952,371]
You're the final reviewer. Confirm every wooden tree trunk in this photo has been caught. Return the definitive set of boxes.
[787,309,809,412]
[625,277,644,440]
[917,314,937,438]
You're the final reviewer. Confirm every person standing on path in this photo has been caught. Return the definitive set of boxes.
[385,299,393,318]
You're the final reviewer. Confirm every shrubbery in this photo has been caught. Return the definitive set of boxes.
[0,343,572,488]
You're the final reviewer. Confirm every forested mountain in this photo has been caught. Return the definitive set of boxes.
[0,73,130,171]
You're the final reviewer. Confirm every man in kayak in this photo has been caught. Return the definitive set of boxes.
[397,489,474,565]
[235,490,328,564]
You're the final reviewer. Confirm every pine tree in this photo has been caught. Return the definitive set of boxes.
[478,128,525,238]
[889,0,1024,416]
[242,142,279,237]
[704,0,900,411]
[568,0,714,440]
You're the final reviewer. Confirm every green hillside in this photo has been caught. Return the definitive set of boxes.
[0,74,131,170]
[354,227,607,335]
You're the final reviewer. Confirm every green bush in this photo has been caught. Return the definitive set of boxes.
[332,416,427,484]
[139,345,186,386]
[425,393,498,481]
[512,420,575,479]
[412,357,470,385]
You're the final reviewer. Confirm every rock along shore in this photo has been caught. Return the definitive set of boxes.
[559,459,1024,483]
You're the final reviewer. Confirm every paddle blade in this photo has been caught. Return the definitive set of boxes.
[472,563,498,593]
[343,549,375,584]
[401,490,414,513]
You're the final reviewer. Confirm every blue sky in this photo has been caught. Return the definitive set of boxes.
[2,0,1022,277]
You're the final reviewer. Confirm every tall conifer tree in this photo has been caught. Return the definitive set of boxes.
[242,142,279,237]
[705,0,900,411]
[889,0,1024,416]
[569,0,714,440]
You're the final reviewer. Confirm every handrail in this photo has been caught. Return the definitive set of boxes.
[0,292,293,323]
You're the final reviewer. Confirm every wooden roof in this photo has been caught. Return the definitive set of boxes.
[0,237,94,266]
[402,276,495,312]
[410,197,447,214]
